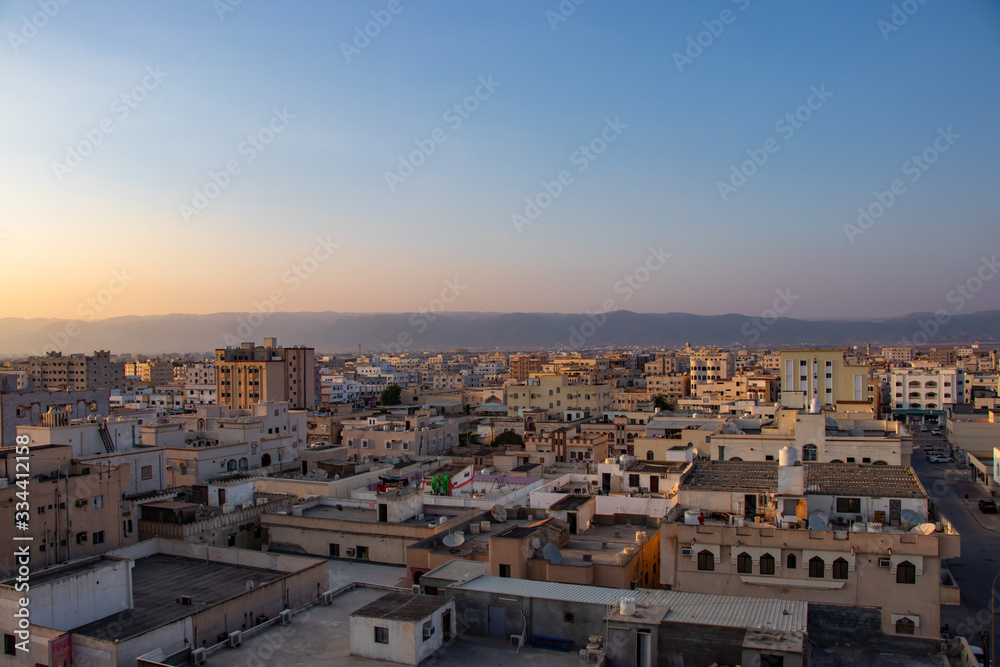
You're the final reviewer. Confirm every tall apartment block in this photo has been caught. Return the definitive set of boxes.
[26,350,123,391]
[216,337,315,410]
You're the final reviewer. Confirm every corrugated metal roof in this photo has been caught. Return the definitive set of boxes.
[453,576,806,632]
[635,589,806,633]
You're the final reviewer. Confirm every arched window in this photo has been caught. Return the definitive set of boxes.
[873,460,888,466]
[895,617,915,635]
[697,550,715,571]
[646,450,654,461]
[227,459,237,471]
[896,561,916,584]
[729,456,743,462]
[238,457,249,471]
[261,453,271,466]
[830,459,844,464]
[786,553,797,570]
[809,556,825,578]
[802,444,818,462]
[832,558,849,580]
[197,418,206,430]
[737,552,752,574]
[760,553,775,575]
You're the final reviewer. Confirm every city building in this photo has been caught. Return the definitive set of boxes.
[889,367,964,425]
[779,350,870,409]
[26,351,123,392]
[506,373,612,421]
[216,338,316,410]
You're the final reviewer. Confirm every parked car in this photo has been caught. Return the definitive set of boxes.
[932,429,942,436]
[927,453,954,463]
[920,425,929,432]
[979,499,997,514]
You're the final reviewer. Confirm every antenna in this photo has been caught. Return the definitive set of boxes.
[442,532,465,548]
[491,505,507,523]
[541,543,562,565]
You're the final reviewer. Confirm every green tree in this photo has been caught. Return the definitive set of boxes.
[380,384,402,406]
[654,394,675,411]
[492,429,524,447]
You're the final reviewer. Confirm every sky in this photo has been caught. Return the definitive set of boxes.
[1,0,999,322]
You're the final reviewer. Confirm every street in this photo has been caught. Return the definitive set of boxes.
[910,432,1000,659]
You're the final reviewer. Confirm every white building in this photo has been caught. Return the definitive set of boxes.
[889,368,964,424]
[350,591,456,665]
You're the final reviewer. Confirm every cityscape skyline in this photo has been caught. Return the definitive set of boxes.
[1,1,999,322]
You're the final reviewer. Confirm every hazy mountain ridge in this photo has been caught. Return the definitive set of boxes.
[1,309,998,356]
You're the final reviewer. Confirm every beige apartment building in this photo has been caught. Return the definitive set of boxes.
[779,350,870,409]
[510,353,549,381]
[124,360,174,384]
[27,350,123,391]
[0,444,136,578]
[690,348,735,382]
[661,459,961,639]
[881,346,914,363]
[506,373,613,420]
[645,373,689,401]
[216,337,316,410]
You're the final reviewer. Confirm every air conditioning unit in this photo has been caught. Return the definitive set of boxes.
[227,630,242,648]
[192,648,207,665]
[681,546,692,557]
[878,558,892,568]
[345,548,356,557]
[75,499,88,507]
[180,595,193,606]
[412,584,421,594]
[323,590,334,605]
[279,609,292,625]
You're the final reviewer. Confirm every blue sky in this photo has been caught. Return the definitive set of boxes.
[1,0,998,320]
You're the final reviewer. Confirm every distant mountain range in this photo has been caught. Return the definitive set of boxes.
[1,309,998,356]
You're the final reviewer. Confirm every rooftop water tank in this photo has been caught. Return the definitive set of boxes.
[619,598,636,616]
[778,446,797,467]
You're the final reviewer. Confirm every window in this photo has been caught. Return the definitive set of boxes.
[832,558,849,580]
[374,626,389,644]
[896,561,916,584]
[4,633,15,656]
[330,543,339,557]
[91,530,105,545]
[92,495,104,509]
[697,550,715,571]
[422,620,435,641]
[760,553,775,575]
[894,617,915,635]
[141,465,153,480]
[835,498,860,514]
[499,564,511,578]
[356,546,369,560]
[786,553,797,569]
[737,552,752,574]
[802,444,818,461]
[809,556,825,578]
[628,474,640,488]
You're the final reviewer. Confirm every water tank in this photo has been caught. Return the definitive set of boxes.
[635,531,647,546]
[480,520,491,532]
[684,509,701,525]
[619,598,636,616]
[469,523,480,535]
[438,516,448,525]
[778,446,798,467]
[809,398,820,414]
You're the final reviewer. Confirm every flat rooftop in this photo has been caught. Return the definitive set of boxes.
[351,591,449,621]
[203,586,585,667]
[549,494,593,511]
[624,460,690,475]
[297,504,452,526]
[681,461,927,498]
[9,556,120,588]
[71,554,288,640]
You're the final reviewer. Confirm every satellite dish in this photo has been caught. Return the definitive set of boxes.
[491,505,508,523]
[530,537,541,549]
[442,532,465,548]
[808,512,828,530]
[912,523,937,535]
[541,543,562,565]
[900,509,923,528]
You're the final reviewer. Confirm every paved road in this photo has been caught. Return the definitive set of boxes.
[910,433,1000,660]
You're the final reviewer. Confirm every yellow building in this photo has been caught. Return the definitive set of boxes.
[506,373,612,420]
[779,350,870,409]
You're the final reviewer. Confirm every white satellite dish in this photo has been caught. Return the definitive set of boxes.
[541,543,562,565]
[807,512,828,530]
[530,537,541,549]
[912,523,937,535]
[491,505,508,523]
[442,532,465,548]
